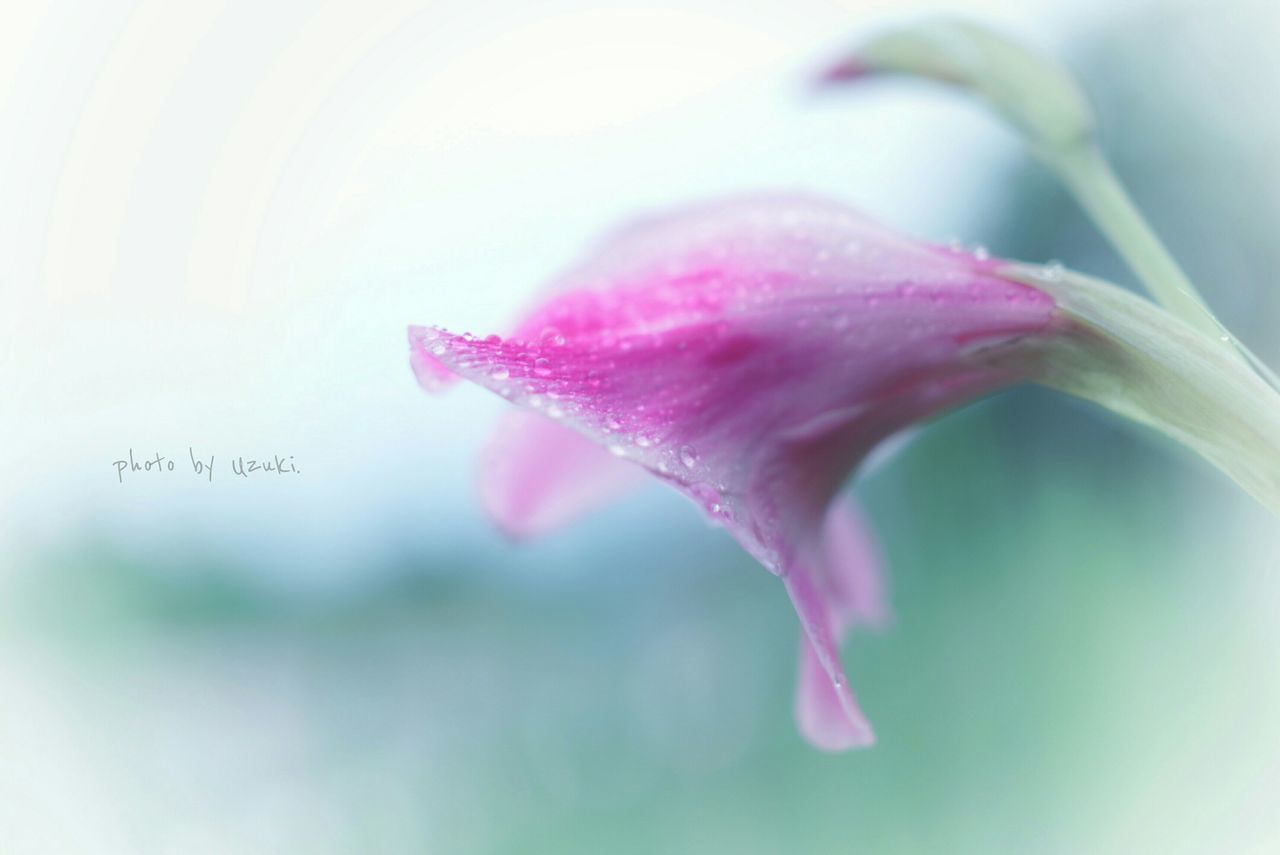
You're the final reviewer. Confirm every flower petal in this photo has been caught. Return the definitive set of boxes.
[507,192,1026,344]
[411,194,1060,750]
[409,325,461,393]
[819,496,889,631]
[789,561,875,750]
[794,496,887,750]
[409,195,1057,501]
[478,410,646,540]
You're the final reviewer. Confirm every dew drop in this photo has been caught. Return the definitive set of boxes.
[608,444,627,457]
[533,357,553,377]
[678,445,698,468]
[488,365,510,381]
[690,483,728,524]
[972,244,990,261]
[428,341,448,356]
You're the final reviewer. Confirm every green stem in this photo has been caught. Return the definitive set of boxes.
[1044,144,1280,390]
[1005,263,1280,518]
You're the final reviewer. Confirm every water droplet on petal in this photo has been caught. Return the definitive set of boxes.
[533,357,553,377]
[429,341,448,356]
[488,365,510,381]
[678,445,698,468]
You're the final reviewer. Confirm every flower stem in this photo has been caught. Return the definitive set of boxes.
[1044,143,1280,390]
[1006,263,1280,518]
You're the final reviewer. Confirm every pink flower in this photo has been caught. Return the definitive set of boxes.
[409,22,1280,754]
[410,194,1071,750]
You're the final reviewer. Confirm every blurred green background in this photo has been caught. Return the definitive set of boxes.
[4,0,1278,852]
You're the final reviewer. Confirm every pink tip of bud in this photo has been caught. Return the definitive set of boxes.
[819,57,869,86]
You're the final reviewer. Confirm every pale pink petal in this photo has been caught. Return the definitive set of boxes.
[408,325,460,393]
[478,410,647,540]
[819,58,869,84]
[792,577,875,750]
[794,497,887,750]
[820,497,889,632]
